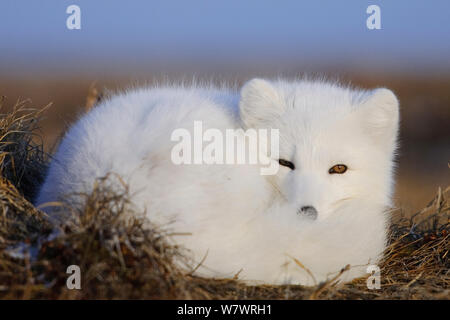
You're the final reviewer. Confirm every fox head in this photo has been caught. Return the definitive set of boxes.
[239,78,399,222]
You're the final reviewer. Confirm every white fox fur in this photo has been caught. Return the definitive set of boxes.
[35,78,399,285]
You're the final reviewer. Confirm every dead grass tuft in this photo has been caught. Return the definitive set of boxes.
[0,97,49,201]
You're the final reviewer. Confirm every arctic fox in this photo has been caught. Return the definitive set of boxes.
[35,78,399,285]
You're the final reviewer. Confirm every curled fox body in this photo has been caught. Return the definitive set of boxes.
[36,78,399,285]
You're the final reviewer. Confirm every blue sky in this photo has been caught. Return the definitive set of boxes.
[1,0,449,76]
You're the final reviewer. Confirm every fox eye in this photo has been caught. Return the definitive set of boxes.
[279,159,295,170]
[329,164,347,174]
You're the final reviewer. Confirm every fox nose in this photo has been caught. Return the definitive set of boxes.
[298,206,318,220]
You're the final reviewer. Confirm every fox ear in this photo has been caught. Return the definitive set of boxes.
[239,78,284,128]
[358,88,400,149]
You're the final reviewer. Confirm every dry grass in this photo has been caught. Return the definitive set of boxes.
[0,97,448,300]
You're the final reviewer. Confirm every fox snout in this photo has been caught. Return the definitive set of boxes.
[287,173,322,220]
[297,205,318,220]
